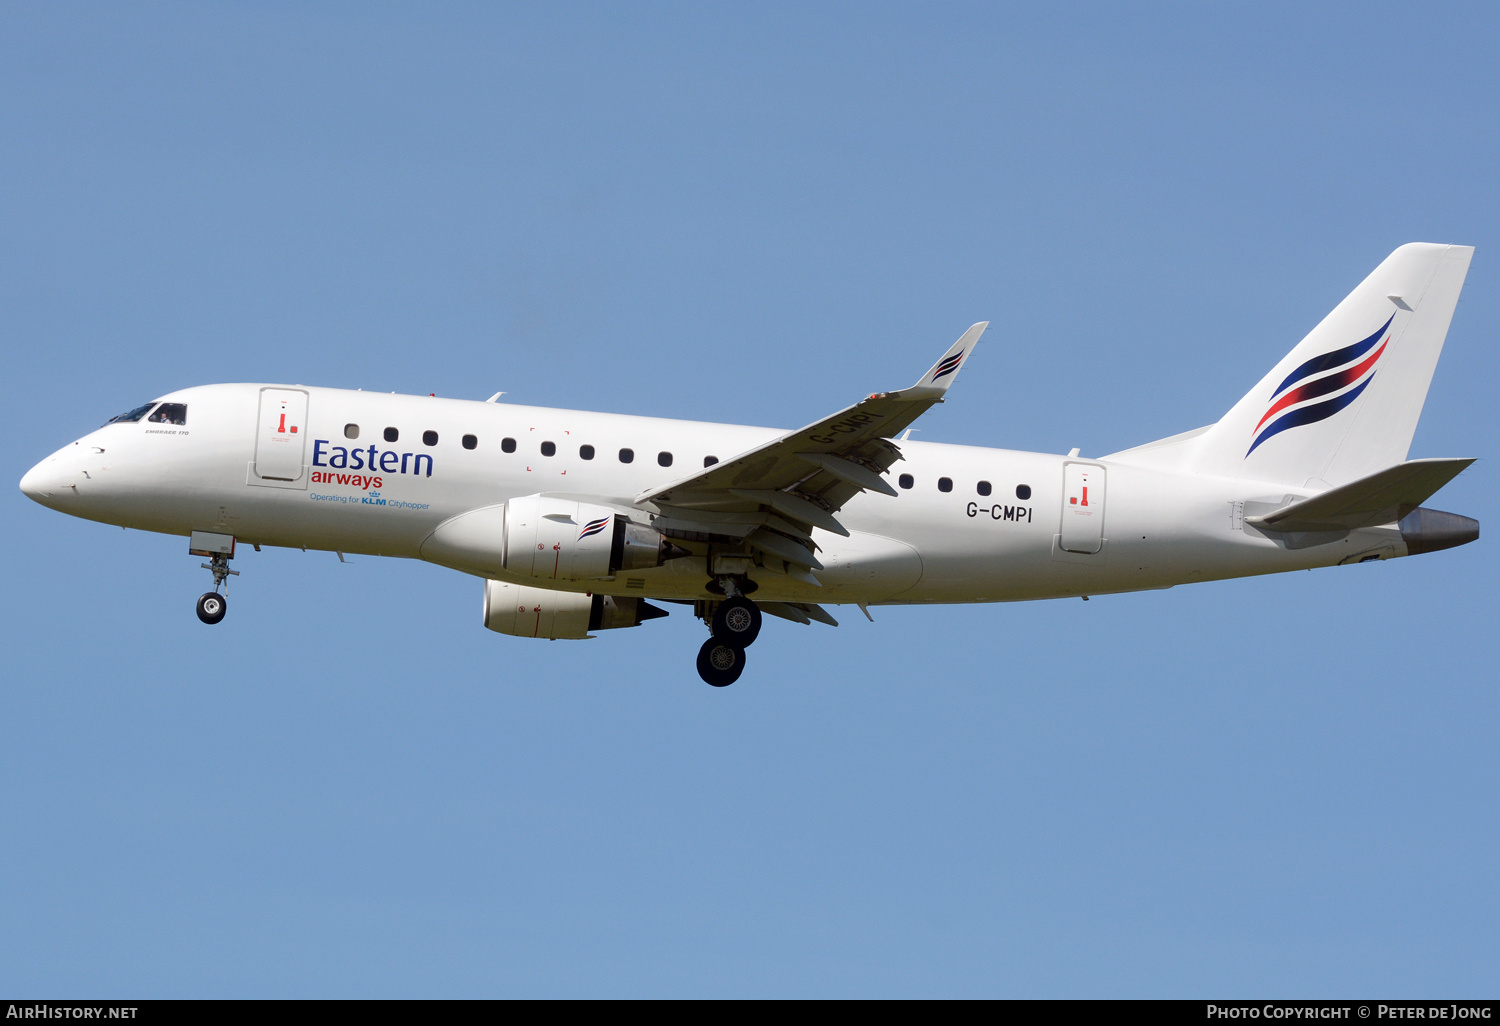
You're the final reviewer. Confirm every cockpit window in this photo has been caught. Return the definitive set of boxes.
[107,402,157,424]
[148,403,187,426]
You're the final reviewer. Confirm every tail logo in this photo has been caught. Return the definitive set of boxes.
[578,516,612,541]
[1246,314,1393,457]
[930,350,965,382]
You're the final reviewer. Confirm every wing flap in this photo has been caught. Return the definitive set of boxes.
[730,488,849,536]
[795,452,900,496]
[759,601,812,625]
[794,602,839,627]
[746,527,823,570]
[758,602,839,627]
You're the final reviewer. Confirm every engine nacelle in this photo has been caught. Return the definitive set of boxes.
[482,580,668,640]
[501,494,680,582]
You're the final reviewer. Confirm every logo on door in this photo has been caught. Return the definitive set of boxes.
[269,399,300,440]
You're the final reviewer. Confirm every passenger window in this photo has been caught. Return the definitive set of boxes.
[384,427,399,442]
[541,441,556,457]
[344,424,360,440]
[422,430,438,446]
[977,480,991,496]
[580,444,595,460]
[658,452,673,467]
[619,448,634,464]
[938,477,952,492]
[107,402,157,424]
[1016,484,1032,500]
[501,437,516,453]
[704,455,719,467]
[462,434,477,450]
[899,474,914,489]
[148,403,187,426]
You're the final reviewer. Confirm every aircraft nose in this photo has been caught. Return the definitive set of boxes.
[19,453,71,506]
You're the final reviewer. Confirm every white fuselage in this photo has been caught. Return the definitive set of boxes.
[20,383,1408,607]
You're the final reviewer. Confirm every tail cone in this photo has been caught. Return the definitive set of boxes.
[1399,507,1479,555]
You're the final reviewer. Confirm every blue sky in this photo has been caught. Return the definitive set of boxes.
[2,2,1496,997]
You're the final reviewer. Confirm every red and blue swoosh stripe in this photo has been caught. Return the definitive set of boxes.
[578,516,611,541]
[1246,314,1393,457]
[930,350,965,382]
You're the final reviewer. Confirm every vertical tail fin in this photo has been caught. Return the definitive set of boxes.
[1188,243,1472,488]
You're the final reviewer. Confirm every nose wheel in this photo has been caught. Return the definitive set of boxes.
[197,592,227,624]
[196,550,239,625]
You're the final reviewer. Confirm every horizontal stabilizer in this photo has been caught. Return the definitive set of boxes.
[1245,458,1474,532]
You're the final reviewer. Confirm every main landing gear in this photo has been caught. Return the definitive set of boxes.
[196,550,238,625]
[695,581,762,687]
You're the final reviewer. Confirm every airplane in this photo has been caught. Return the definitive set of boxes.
[18,243,1480,686]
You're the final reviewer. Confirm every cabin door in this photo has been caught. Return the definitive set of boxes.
[253,388,309,483]
[1059,463,1105,554]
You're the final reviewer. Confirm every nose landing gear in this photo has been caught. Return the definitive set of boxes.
[196,550,238,625]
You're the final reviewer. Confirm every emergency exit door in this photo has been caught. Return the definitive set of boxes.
[253,388,309,482]
[1060,463,1105,554]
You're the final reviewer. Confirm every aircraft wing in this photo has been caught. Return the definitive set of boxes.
[637,322,987,573]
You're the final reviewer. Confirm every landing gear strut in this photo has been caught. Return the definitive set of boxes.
[197,551,238,625]
[695,579,761,686]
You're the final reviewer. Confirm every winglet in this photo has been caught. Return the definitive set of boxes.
[898,322,988,400]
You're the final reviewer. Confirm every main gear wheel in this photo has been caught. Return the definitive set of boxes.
[711,596,762,647]
[696,637,746,686]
